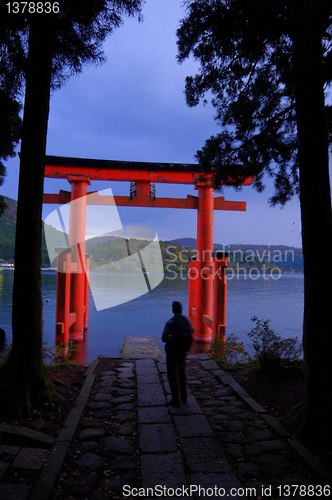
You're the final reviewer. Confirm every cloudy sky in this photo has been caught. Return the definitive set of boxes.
[2,0,303,247]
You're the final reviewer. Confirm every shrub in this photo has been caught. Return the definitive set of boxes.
[208,333,251,364]
[43,341,79,366]
[0,340,79,369]
[248,316,302,374]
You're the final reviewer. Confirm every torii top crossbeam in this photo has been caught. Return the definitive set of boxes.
[44,155,254,210]
[44,154,205,183]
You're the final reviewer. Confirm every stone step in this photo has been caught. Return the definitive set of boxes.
[121,335,164,356]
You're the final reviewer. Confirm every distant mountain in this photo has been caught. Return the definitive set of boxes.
[169,237,197,247]
[170,238,303,273]
[0,198,303,272]
[171,237,302,251]
[0,197,16,243]
[0,197,17,261]
[171,237,302,254]
[0,197,56,266]
[86,234,124,246]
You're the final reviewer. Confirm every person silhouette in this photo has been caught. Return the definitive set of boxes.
[162,301,193,407]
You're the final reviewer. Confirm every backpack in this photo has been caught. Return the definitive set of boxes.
[169,315,193,353]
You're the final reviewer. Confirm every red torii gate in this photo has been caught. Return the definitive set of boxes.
[43,155,253,345]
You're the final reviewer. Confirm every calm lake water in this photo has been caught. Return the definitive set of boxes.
[0,270,304,365]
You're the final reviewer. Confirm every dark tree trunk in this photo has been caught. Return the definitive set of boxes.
[293,2,332,447]
[0,16,55,418]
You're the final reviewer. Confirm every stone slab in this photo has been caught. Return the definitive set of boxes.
[136,358,158,375]
[75,452,106,471]
[244,439,287,456]
[246,426,273,443]
[58,403,92,442]
[0,424,20,434]
[113,388,133,395]
[243,396,266,414]
[12,447,49,470]
[156,361,167,373]
[78,427,106,441]
[93,392,111,402]
[116,366,133,372]
[103,436,135,455]
[12,427,55,446]
[163,381,171,394]
[0,461,9,479]
[85,358,99,377]
[168,395,202,415]
[181,437,230,473]
[217,373,234,386]
[228,380,251,399]
[174,415,214,437]
[122,336,164,357]
[119,381,135,389]
[0,483,30,500]
[115,403,135,411]
[0,445,21,457]
[211,369,227,377]
[196,353,210,360]
[137,383,165,407]
[114,411,135,423]
[139,423,177,453]
[29,440,70,500]
[141,453,187,489]
[117,371,135,379]
[87,401,109,410]
[110,396,132,403]
[137,373,161,385]
[77,371,96,399]
[118,422,135,436]
[199,359,219,370]
[109,455,136,471]
[138,406,170,424]
[261,413,291,437]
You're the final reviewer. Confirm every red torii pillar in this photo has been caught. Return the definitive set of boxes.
[212,251,228,342]
[188,257,198,330]
[194,185,214,342]
[67,175,90,341]
[55,248,72,345]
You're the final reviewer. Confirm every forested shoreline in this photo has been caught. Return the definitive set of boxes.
[1,197,303,273]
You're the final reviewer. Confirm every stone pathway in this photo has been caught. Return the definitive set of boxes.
[0,353,330,500]
[0,424,55,500]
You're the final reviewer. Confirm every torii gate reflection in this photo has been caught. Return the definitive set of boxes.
[43,155,253,348]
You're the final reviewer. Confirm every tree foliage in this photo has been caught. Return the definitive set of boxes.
[0,12,25,215]
[0,0,144,418]
[177,0,332,204]
[177,0,332,449]
[0,0,144,213]
[0,94,21,216]
[0,0,144,90]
